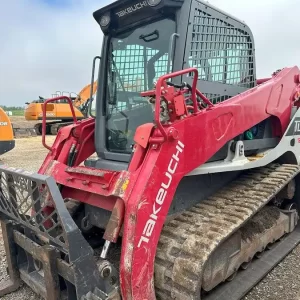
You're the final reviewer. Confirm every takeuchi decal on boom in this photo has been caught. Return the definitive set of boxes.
[138,140,185,247]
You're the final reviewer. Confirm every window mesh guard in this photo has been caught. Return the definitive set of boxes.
[189,7,255,89]
[113,46,169,93]
[110,46,170,113]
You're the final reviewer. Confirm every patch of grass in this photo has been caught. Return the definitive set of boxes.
[10,110,24,116]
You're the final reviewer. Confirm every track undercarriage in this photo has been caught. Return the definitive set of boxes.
[155,163,300,300]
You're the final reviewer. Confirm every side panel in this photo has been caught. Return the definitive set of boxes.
[188,106,300,175]
[25,103,84,120]
[56,104,84,118]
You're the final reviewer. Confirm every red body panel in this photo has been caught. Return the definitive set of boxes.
[38,67,300,299]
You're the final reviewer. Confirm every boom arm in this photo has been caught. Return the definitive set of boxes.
[73,81,98,107]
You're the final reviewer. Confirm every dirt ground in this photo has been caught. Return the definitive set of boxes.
[0,136,56,171]
[1,136,300,299]
[9,115,40,129]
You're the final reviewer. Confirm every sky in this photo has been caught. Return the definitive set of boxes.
[0,0,298,106]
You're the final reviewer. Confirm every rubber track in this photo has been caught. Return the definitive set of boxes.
[203,223,300,300]
[13,128,37,138]
[154,163,300,300]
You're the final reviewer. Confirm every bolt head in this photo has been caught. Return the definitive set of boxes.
[168,128,179,140]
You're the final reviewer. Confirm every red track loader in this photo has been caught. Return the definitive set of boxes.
[1,0,300,299]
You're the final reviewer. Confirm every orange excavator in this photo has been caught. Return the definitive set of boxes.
[0,107,15,155]
[24,81,98,135]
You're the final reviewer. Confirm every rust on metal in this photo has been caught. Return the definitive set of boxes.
[0,220,21,297]
[43,246,61,300]
[111,172,131,198]
[13,230,45,261]
[65,166,105,177]
[8,229,76,299]
[103,198,125,242]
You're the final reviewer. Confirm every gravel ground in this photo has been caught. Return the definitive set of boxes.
[9,115,52,129]
[0,136,56,171]
[1,137,300,299]
[243,246,300,300]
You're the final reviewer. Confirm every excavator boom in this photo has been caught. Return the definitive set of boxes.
[73,81,98,107]
[24,81,98,135]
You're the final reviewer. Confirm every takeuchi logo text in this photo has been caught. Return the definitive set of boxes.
[138,140,185,248]
[116,1,148,17]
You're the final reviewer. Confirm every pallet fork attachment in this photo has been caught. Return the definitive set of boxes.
[0,165,120,300]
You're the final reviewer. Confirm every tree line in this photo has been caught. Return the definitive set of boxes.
[0,105,24,111]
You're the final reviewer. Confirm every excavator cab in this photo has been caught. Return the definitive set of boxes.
[1,0,300,300]
[0,107,15,155]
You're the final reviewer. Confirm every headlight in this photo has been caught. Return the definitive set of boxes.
[147,0,162,7]
[100,14,110,27]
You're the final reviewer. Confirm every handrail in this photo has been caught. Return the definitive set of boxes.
[88,56,101,118]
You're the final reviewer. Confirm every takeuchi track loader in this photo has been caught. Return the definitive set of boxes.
[1,0,300,299]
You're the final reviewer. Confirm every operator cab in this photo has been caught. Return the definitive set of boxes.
[86,0,256,170]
